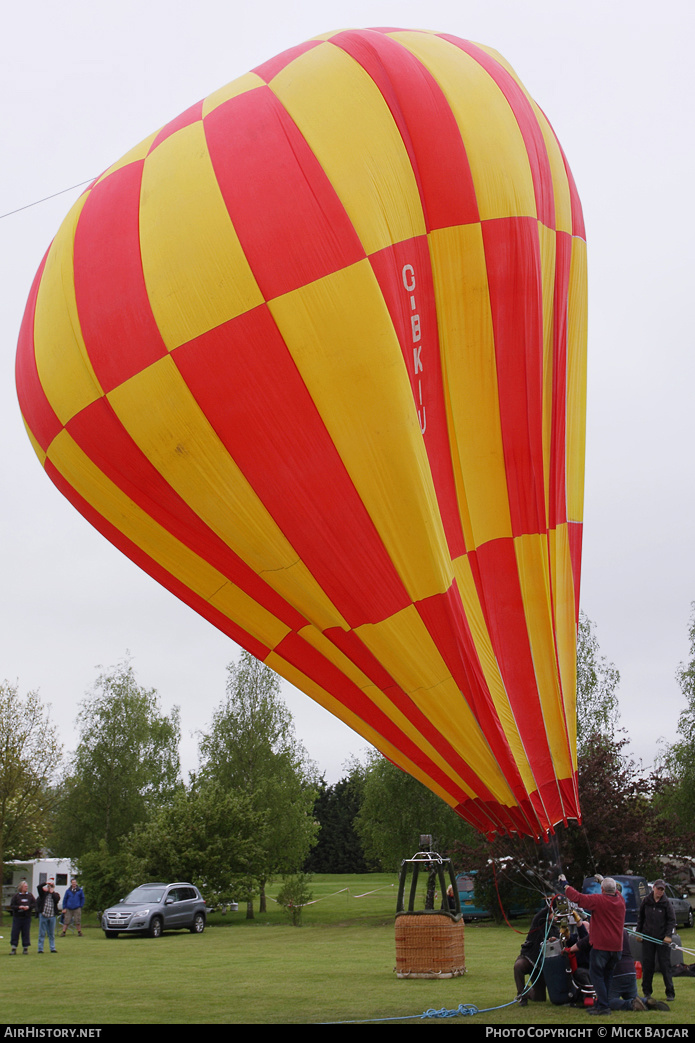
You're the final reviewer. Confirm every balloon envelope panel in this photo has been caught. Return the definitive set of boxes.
[16,28,587,838]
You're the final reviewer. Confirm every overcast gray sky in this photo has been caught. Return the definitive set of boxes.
[2,0,693,786]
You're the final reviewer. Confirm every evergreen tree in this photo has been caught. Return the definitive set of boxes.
[306,768,371,873]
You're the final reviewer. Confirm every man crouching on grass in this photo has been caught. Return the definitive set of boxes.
[557,874,625,1016]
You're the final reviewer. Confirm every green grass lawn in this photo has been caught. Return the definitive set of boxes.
[1,874,693,1025]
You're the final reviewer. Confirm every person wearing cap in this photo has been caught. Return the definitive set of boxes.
[637,880,676,1003]
[557,874,626,1016]
[36,879,61,954]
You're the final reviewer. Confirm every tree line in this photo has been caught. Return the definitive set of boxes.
[3,608,695,916]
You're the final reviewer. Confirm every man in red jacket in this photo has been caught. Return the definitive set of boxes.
[558,874,626,1015]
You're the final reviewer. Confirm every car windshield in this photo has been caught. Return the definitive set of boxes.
[123,887,165,904]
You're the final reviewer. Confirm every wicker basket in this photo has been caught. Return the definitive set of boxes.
[394,912,466,979]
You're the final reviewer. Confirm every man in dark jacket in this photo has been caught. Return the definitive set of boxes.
[638,880,677,1003]
[514,904,560,1004]
[10,882,37,954]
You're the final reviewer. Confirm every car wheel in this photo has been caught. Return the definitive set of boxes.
[104,930,119,939]
[148,916,163,938]
[189,913,205,934]
[685,908,693,929]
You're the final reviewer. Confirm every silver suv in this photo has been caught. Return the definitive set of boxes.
[102,882,207,938]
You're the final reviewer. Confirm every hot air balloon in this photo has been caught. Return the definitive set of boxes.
[15,28,587,839]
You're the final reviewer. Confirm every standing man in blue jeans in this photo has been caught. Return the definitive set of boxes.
[558,874,626,1015]
[37,879,61,953]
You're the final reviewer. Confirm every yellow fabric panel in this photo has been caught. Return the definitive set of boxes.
[451,554,538,796]
[390,31,537,222]
[94,131,158,185]
[45,429,288,648]
[566,238,588,523]
[538,220,557,523]
[514,533,573,786]
[268,261,452,603]
[105,355,348,632]
[139,122,264,351]
[355,604,517,804]
[548,524,578,768]
[269,42,427,255]
[202,72,265,117]
[33,194,103,426]
[429,225,513,548]
[532,102,574,235]
[265,648,476,805]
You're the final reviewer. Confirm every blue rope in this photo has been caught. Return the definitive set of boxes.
[324,998,519,1023]
[625,924,695,958]
[420,998,520,1019]
[325,907,559,1023]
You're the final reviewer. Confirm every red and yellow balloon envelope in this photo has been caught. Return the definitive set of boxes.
[16,29,587,839]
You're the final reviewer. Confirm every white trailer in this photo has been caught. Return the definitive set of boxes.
[2,857,75,909]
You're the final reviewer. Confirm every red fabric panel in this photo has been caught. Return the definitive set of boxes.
[558,772,581,823]
[472,539,557,791]
[536,775,579,828]
[203,86,365,301]
[482,216,545,536]
[442,37,555,229]
[72,162,168,393]
[369,238,466,558]
[65,397,307,633]
[454,797,543,837]
[172,305,411,628]
[549,230,572,528]
[15,252,63,452]
[330,29,480,231]
[415,585,527,797]
[453,798,505,835]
